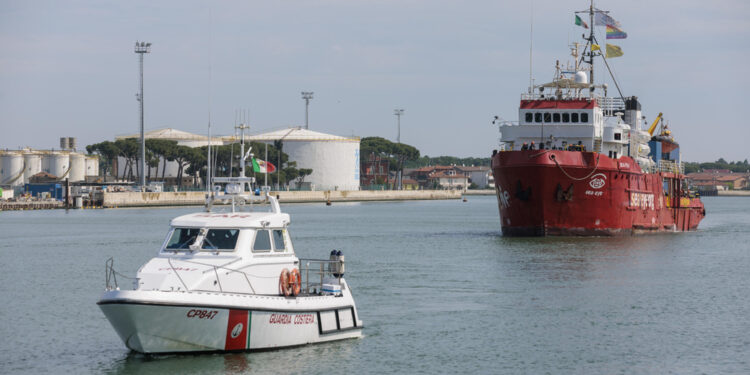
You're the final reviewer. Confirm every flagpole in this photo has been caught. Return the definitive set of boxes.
[264,143,268,188]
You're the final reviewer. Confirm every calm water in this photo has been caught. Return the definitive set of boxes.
[1,196,749,374]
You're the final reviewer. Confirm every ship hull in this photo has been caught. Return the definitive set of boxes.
[491,150,705,236]
[98,287,362,353]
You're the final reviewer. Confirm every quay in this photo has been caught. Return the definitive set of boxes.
[1,200,64,211]
[101,189,464,208]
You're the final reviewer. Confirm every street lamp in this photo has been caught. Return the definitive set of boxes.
[301,91,314,129]
[394,109,404,143]
[134,41,151,188]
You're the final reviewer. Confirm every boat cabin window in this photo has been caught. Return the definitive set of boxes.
[272,230,286,251]
[165,228,201,250]
[525,113,532,123]
[553,113,561,123]
[201,229,239,251]
[580,112,589,122]
[534,113,542,123]
[571,113,579,123]
[562,113,570,123]
[253,230,272,252]
[544,112,551,123]
[614,133,621,140]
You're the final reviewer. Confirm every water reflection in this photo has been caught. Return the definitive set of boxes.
[491,233,687,284]
[102,339,357,374]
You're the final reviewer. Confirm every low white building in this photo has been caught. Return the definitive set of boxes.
[456,166,493,188]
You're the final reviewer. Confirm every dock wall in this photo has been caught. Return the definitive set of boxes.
[717,190,750,197]
[102,189,463,208]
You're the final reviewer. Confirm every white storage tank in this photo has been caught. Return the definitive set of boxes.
[247,128,361,191]
[1,151,25,186]
[47,152,70,179]
[69,153,86,182]
[85,156,100,177]
[23,151,42,183]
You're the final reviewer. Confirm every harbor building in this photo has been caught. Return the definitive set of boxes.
[114,127,361,191]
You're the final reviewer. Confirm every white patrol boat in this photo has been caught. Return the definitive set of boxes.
[98,177,363,354]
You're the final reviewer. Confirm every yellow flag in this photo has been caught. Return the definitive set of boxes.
[591,44,601,51]
[606,43,623,58]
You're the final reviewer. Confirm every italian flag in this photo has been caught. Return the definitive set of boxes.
[251,158,276,173]
[575,15,589,29]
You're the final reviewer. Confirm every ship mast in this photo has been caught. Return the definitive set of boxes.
[587,0,595,96]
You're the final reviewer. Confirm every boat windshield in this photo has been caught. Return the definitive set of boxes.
[201,229,240,251]
[165,228,201,250]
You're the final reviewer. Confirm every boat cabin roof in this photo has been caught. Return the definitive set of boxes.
[171,211,290,229]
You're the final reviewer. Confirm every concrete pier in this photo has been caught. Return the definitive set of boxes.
[101,189,463,208]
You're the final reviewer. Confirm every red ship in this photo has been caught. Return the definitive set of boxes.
[491,3,705,236]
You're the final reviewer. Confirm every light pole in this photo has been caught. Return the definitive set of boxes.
[301,91,313,129]
[135,41,151,188]
[394,109,404,143]
[393,108,405,190]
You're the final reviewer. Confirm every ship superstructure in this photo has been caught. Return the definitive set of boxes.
[491,1,705,236]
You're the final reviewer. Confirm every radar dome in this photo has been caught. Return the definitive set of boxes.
[574,71,588,84]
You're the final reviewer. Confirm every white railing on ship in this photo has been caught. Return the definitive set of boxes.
[598,97,625,112]
[657,160,684,174]
[104,257,346,296]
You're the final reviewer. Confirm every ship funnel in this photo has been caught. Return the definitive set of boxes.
[574,71,588,84]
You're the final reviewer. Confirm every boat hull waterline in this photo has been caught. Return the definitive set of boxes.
[99,289,362,353]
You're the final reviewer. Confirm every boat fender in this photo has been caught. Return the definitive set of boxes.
[279,268,292,296]
[290,268,302,296]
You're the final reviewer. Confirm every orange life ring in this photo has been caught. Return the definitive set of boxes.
[279,268,292,296]
[290,268,302,296]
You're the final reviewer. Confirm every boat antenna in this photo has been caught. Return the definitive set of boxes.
[528,0,534,94]
[235,113,250,191]
[587,0,595,95]
[206,6,213,194]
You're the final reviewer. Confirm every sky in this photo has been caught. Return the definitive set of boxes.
[1,0,749,162]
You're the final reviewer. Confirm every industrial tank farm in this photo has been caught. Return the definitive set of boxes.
[0,151,24,186]
[247,127,361,191]
[0,148,97,186]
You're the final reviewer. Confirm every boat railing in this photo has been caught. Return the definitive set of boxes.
[657,160,684,174]
[298,258,345,295]
[105,257,136,291]
[104,256,346,296]
[599,97,626,115]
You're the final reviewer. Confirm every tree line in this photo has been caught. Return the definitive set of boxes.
[683,158,750,174]
[86,139,311,187]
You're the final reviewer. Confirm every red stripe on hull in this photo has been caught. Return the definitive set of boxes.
[225,309,249,351]
[491,150,705,236]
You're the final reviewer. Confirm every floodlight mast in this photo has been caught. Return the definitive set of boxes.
[134,41,151,188]
[394,109,404,143]
[301,91,314,129]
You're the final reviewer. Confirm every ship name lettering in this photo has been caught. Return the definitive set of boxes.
[294,314,315,325]
[630,192,655,210]
[186,309,218,319]
[496,186,511,209]
[269,313,292,324]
